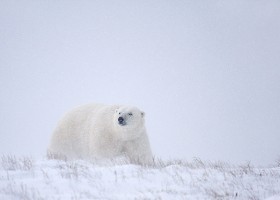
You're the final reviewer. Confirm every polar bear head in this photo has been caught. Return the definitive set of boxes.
[113,106,145,140]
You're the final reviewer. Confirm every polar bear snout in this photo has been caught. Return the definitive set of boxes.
[118,117,126,126]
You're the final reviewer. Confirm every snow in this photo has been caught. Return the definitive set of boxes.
[0,155,280,200]
[265,196,280,200]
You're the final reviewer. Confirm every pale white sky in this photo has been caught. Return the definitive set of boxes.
[0,0,280,165]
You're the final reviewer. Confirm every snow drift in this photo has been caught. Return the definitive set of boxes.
[0,155,280,200]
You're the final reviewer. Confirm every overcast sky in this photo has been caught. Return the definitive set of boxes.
[1,0,280,165]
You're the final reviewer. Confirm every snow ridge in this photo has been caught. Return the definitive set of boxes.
[0,155,280,200]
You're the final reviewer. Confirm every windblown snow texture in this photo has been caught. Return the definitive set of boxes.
[0,155,280,200]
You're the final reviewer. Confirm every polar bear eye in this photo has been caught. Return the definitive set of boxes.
[119,112,121,115]
[128,113,133,116]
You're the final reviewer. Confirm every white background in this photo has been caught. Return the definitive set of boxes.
[1,0,279,165]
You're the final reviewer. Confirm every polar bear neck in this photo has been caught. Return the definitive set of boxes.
[114,124,146,141]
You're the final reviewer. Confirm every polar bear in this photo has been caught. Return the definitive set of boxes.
[48,103,153,164]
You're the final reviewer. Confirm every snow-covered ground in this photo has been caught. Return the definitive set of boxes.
[0,155,280,200]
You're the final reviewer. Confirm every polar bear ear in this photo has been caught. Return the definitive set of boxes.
[141,112,145,118]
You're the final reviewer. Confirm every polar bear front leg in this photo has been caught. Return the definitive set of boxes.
[124,134,153,165]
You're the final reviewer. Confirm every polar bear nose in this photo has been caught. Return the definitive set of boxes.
[118,117,124,123]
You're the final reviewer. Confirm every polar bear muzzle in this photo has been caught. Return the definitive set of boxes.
[118,116,126,126]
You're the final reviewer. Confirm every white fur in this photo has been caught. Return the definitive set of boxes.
[48,103,153,164]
